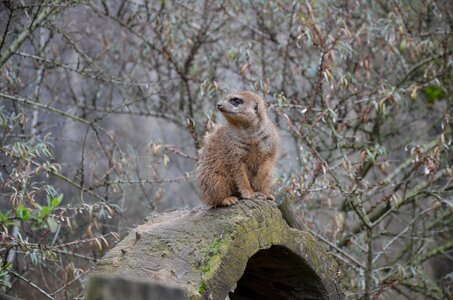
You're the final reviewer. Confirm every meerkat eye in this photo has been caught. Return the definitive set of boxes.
[229,97,243,106]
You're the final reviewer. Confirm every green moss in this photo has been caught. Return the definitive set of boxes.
[197,281,206,294]
[200,235,229,274]
[197,229,237,296]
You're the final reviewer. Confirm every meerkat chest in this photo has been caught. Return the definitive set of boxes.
[227,128,273,164]
[242,137,269,163]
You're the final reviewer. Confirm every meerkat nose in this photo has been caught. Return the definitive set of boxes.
[217,103,223,108]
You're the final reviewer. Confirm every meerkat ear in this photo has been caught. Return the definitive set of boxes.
[254,102,259,113]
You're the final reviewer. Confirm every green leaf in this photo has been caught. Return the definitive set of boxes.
[190,64,201,77]
[421,86,445,104]
[29,251,39,265]
[163,154,170,167]
[40,206,50,218]
[0,278,12,289]
[1,262,11,271]
[399,39,407,53]
[51,194,63,208]
[47,217,59,233]
[0,211,10,222]
[16,205,30,221]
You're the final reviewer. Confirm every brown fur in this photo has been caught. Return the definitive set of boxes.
[197,91,279,207]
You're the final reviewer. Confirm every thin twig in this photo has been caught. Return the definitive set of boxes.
[0,1,62,67]
[9,270,53,299]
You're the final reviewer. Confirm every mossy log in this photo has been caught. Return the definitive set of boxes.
[88,199,343,299]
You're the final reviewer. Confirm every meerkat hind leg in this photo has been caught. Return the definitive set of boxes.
[250,160,275,201]
[219,196,238,207]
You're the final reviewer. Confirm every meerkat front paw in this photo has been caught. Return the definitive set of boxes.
[219,196,238,207]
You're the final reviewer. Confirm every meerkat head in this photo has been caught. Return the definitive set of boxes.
[216,91,267,127]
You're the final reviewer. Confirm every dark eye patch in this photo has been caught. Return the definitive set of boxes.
[229,97,243,106]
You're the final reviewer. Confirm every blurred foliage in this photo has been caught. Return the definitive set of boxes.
[0,0,452,299]
[421,85,446,104]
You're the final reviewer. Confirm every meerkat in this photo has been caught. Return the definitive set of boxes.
[197,91,279,207]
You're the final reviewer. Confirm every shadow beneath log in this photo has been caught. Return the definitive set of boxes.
[230,245,327,300]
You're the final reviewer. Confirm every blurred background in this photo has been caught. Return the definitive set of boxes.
[0,0,451,299]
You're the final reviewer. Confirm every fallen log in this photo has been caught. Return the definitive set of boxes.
[87,199,343,299]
